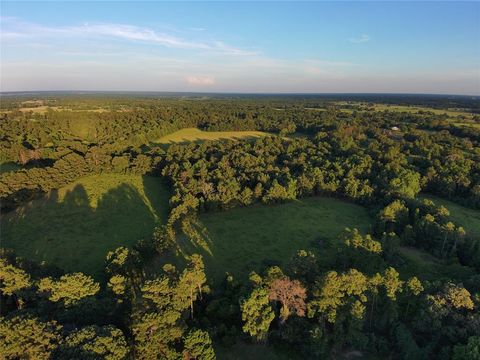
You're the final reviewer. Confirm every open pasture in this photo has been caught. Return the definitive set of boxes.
[1,174,171,278]
[170,197,372,281]
[154,127,271,144]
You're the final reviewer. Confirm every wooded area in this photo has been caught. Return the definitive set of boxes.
[1,94,479,359]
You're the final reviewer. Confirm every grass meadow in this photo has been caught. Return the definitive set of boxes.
[1,174,171,278]
[153,127,271,144]
[398,246,476,281]
[0,162,22,174]
[169,197,372,282]
[334,101,475,122]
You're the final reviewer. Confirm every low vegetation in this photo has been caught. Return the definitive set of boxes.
[1,174,170,277]
[154,127,270,144]
[172,197,371,281]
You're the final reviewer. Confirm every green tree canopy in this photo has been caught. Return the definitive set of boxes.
[38,272,100,306]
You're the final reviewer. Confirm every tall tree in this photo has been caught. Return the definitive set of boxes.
[0,314,62,360]
[268,277,307,323]
[183,329,216,360]
[38,272,100,306]
[241,288,275,342]
[175,254,207,318]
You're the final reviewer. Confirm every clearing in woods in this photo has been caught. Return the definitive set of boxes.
[1,174,171,278]
[154,127,271,144]
[167,197,372,282]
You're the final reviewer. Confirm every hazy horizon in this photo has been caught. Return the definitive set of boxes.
[1,90,479,98]
[1,1,479,95]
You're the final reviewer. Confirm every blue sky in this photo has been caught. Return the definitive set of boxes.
[1,1,479,94]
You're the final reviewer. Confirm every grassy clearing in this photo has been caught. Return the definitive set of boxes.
[398,247,475,281]
[0,162,22,174]
[453,121,480,129]
[169,197,372,282]
[18,106,61,113]
[333,101,474,119]
[1,174,171,278]
[304,107,327,111]
[153,127,271,144]
[419,194,480,238]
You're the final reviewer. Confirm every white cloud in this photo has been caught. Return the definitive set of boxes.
[0,17,254,55]
[5,18,476,94]
[186,75,216,86]
[78,23,213,50]
[349,34,370,44]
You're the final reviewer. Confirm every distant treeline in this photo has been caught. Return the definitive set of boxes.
[1,96,480,360]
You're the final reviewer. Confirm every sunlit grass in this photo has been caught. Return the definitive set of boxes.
[153,127,271,144]
[170,197,372,282]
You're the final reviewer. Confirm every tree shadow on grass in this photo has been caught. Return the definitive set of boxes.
[141,175,172,224]
[2,179,167,279]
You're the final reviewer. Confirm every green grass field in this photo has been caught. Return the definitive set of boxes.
[419,194,480,238]
[0,162,22,174]
[334,101,474,119]
[398,246,475,281]
[169,197,372,282]
[1,174,171,278]
[453,121,480,129]
[153,127,271,144]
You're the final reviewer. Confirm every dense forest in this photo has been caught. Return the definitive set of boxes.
[1,94,480,359]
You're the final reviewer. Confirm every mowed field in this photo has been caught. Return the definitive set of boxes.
[154,127,271,144]
[171,197,372,282]
[1,174,171,278]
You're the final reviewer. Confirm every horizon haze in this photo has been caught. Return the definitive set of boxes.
[1,1,479,95]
